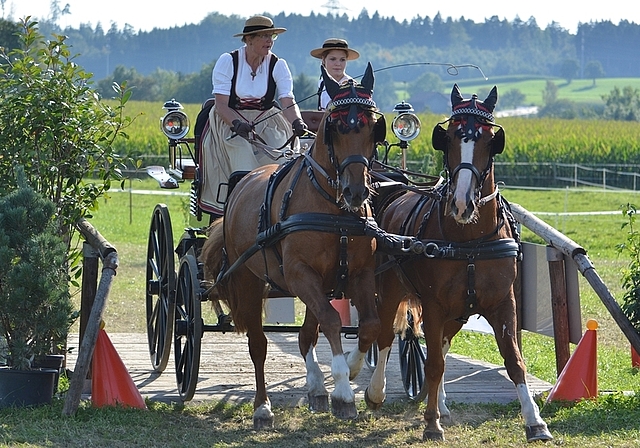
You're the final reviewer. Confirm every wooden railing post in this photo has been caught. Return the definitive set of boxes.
[547,246,571,376]
[62,219,118,416]
[80,242,99,369]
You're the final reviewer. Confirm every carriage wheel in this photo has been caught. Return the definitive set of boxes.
[146,204,176,372]
[398,312,426,401]
[365,342,379,370]
[173,251,202,401]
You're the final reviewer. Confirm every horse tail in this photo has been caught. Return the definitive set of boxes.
[393,294,423,339]
[199,218,230,306]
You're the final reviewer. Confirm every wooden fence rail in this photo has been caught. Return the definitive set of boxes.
[62,219,118,416]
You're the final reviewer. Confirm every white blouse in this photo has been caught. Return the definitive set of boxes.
[212,46,295,102]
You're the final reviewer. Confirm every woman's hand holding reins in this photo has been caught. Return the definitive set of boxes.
[231,119,253,139]
[292,118,308,137]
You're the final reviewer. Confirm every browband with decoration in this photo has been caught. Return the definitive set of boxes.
[451,103,494,122]
[328,96,377,111]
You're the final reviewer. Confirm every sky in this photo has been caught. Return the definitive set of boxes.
[6,1,640,35]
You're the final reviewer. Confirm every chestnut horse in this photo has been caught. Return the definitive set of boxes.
[365,85,553,442]
[200,63,386,429]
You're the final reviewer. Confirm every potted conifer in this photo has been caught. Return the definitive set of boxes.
[0,168,77,407]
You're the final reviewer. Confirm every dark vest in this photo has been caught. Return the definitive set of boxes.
[228,50,278,110]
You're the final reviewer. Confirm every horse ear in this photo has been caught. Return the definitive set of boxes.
[483,86,498,113]
[432,124,448,151]
[360,62,375,93]
[374,114,386,144]
[451,84,464,108]
[321,65,341,100]
[491,127,505,154]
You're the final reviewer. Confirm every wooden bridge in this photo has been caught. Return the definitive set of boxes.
[67,331,551,406]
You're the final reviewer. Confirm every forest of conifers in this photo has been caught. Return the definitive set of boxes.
[28,12,639,78]
[3,12,640,111]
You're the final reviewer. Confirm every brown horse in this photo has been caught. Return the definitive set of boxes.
[365,84,553,442]
[200,63,386,429]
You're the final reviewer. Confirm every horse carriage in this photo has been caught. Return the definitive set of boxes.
[144,66,553,442]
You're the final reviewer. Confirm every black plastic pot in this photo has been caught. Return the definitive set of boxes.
[0,367,57,408]
[32,354,65,392]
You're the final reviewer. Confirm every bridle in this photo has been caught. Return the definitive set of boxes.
[304,79,386,204]
[324,81,383,176]
[432,92,505,206]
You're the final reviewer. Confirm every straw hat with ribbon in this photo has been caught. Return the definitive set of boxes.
[233,15,287,37]
[310,38,360,60]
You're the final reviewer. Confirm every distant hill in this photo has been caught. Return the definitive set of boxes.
[445,76,640,107]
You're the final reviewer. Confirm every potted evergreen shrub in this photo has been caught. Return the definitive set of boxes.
[0,168,77,407]
[617,203,640,368]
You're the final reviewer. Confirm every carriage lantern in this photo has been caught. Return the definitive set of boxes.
[390,102,421,169]
[391,101,421,142]
[161,99,190,140]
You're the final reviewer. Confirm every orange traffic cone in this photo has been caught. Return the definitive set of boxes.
[331,298,352,326]
[92,322,146,409]
[546,319,598,403]
[632,345,640,369]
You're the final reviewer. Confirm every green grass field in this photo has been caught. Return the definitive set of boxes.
[442,75,640,107]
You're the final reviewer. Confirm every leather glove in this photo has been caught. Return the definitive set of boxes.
[231,119,253,139]
[292,118,308,137]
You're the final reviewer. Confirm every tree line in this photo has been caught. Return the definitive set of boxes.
[2,12,640,113]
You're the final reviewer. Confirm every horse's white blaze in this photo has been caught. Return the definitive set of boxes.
[331,354,355,402]
[516,383,545,427]
[305,346,328,397]
[453,137,476,219]
[367,346,391,404]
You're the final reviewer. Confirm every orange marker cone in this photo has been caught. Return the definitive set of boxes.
[546,319,598,403]
[632,345,640,369]
[331,298,352,326]
[92,322,146,409]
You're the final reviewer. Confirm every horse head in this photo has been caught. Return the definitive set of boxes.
[431,84,505,224]
[319,62,386,212]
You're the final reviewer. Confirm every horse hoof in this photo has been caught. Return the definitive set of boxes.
[253,404,274,430]
[307,393,329,413]
[331,397,357,419]
[364,387,383,410]
[253,415,274,430]
[423,428,445,442]
[526,424,553,442]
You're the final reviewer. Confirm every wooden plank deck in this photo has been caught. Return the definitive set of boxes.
[67,332,551,407]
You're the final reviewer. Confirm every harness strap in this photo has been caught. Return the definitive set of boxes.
[304,153,338,203]
[456,256,477,324]
[333,229,349,298]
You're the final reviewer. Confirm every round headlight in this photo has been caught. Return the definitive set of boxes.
[392,113,421,142]
[161,110,190,139]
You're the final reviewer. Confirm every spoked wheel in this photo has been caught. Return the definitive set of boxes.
[174,251,202,401]
[398,312,426,401]
[365,342,379,370]
[146,204,176,372]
